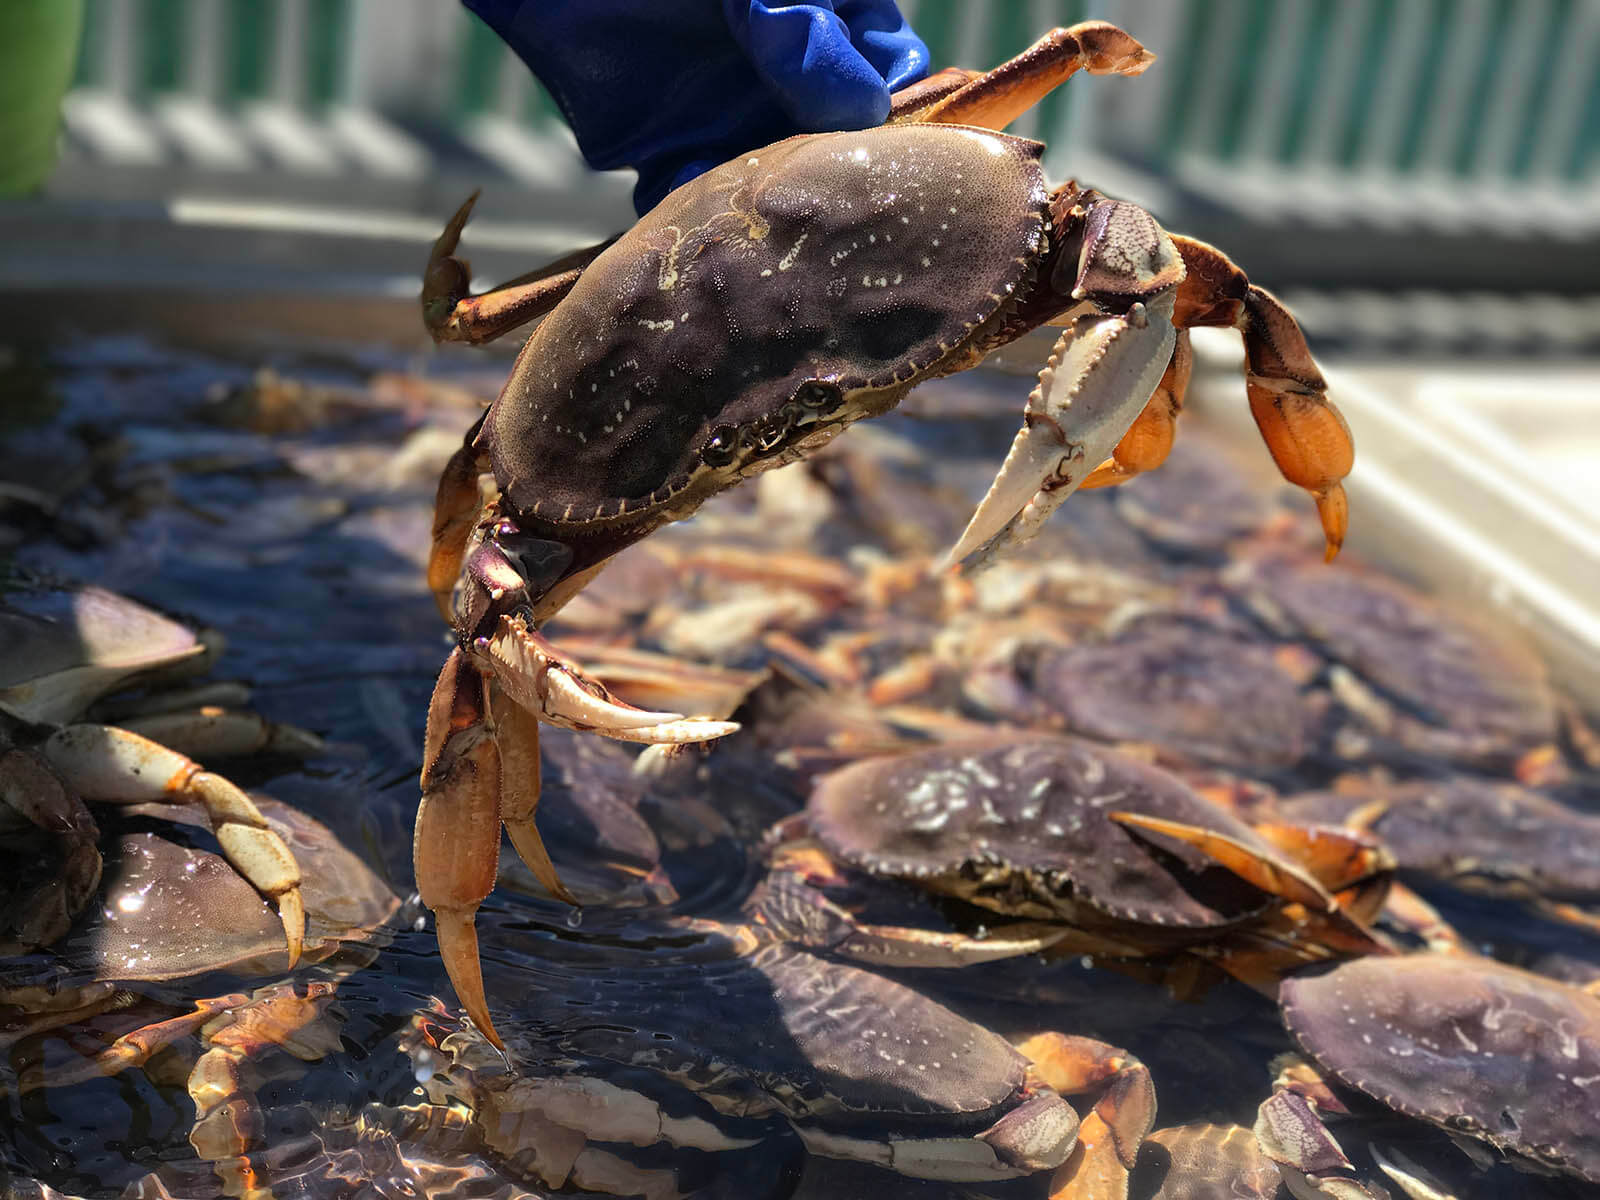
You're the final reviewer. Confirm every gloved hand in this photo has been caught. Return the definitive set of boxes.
[462,0,928,214]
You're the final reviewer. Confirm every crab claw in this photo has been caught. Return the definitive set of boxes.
[1070,20,1158,76]
[421,190,480,340]
[487,616,739,744]
[417,649,506,1050]
[1109,810,1335,912]
[946,295,1176,569]
[1019,1032,1157,1199]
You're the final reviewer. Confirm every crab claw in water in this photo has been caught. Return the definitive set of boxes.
[946,294,1176,569]
[419,634,739,1051]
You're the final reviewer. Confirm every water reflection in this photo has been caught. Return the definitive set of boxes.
[2,337,1598,1199]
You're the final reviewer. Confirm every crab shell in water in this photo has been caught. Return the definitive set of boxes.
[480,124,1055,568]
[65,797,398,983]
[806,735,1305,936]
[1280,954,1600,1183]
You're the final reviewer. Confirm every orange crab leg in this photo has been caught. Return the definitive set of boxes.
[188,979,342,1195]
[1247,819,1395,924]
[1170,235,1353,560]
[887,67,980,121]
[423,191,617,346]
[1049,1111,1132,1200]
[1080,331,1193,491]
[15,993,247,1093]
[902,22,1156,131]
[1110,811,1335,912]
[1380,880,1474,955]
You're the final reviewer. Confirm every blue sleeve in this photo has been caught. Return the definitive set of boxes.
[462,0,928,214]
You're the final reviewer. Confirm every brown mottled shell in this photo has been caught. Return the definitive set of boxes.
[1281,779,1600,901]
[808,735,1278,929]
[1011,620,1313,770]
[58,797,396,983]
[487,125,1048,526]
[1131,1123,1282,1200]
[1239,556,1557,762]
[749,945,1034,1125]
[1281,954,1600,1183]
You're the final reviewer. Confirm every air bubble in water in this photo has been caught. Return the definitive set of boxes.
[413,1047,436,1084]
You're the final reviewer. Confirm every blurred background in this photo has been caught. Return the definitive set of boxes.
[10,0,1598,338]
[3,0,1598,686]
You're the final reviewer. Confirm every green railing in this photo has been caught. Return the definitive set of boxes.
[63,0,1598,186]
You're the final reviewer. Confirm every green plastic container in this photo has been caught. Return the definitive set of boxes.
[0,0,86,194]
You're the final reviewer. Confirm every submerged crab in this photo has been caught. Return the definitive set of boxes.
[1,795,397,1197]
[964,613,1321,774]
[777,735,1390,993]
[1227,554,1560,772]
[1127,1122,1284,1200]
[1262,953,1600,1191]
[416,21,1354,1044]
[0,580,304,962]
[1278,778,1600,959]
[401,864,1166,1197]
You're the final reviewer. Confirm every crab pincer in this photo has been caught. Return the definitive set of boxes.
[946,287,1179,568]
[418,635,735,1049]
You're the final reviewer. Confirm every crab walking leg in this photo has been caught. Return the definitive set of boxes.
[118,708,326,759]
[40,725,303,966]
[189,979,346,1199]
[887,67,980,121]
[486,615,740,744]
[1170,234,1354,560]
[1079,331,1193,490]
[428,414,490,621]
[903,22,1155,130]
[1245,819,1395,926]
[1379,881,1475,956]
[417,649,506,1051]
[424,191,616,345]
[946,293,1177,567]
[16,993,248,1093]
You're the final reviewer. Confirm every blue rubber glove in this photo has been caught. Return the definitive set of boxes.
[462,0,928,214]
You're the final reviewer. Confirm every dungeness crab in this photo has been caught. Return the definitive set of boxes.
[416,21,1355,1044]
[0,579,304,963]
[1262,953,1600,1192]
[2,796,397,1198]
[776,735,1391,992]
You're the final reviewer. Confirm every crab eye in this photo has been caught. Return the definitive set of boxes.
[794,381,842,413]
[702,425,739,466]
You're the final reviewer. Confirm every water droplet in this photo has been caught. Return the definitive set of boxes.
[565,908,585,929]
